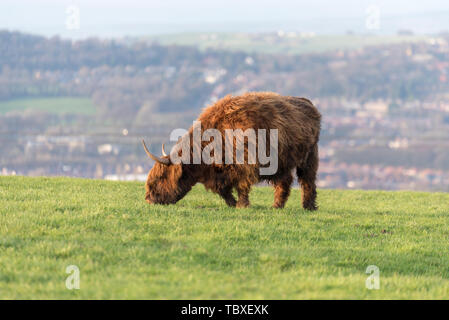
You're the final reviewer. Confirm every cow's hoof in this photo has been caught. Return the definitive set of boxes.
[236,201,250,208]
[303,204,318,211]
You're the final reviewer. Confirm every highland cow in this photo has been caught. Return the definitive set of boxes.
[143,92,321,210]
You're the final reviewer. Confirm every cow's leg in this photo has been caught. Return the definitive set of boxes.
[217,185,237,207]
[273,173,293,208]
[297,144,318,211]
[236,184,250,208]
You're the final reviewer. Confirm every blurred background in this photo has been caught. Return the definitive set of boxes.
[1,0,449,190]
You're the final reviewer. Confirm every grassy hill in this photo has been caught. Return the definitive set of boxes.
[144,33,429,55]
[1,176,449,299]
[0,97,96,115]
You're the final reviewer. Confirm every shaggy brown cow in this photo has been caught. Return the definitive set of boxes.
[143,92,321,210]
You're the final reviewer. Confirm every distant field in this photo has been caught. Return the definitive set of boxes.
[0,97,96,115]
[1,176,449,299]
[144,33,430,55]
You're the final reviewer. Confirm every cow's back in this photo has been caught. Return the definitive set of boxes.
[196,92,320,171]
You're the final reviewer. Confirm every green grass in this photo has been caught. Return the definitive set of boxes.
[0,97,96,115]
[145,33,429,55]
[1,176,449,299]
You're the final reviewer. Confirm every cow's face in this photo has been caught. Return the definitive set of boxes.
[142,140,193,205]
[145,161,192,205]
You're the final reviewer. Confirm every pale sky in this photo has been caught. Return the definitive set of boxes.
[1,0,449,38]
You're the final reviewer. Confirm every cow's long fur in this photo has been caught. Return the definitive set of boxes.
[144,92,321,210]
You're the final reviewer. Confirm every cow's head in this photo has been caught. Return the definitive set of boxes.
[142,140,193,205]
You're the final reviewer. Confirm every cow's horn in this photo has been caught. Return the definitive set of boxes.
[161,143,168,157]
[142,140,170,165]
